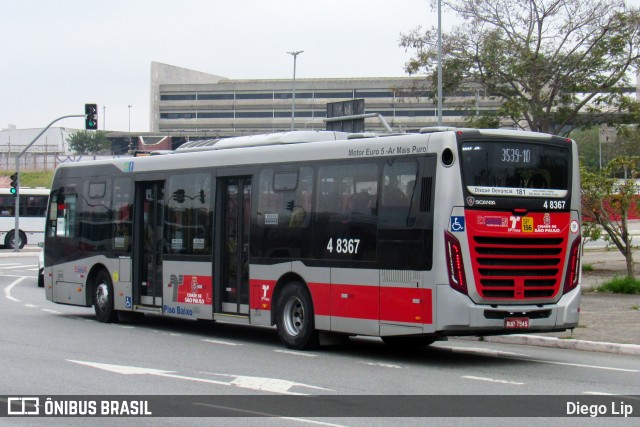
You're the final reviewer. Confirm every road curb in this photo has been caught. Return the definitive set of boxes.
[479,334,640,356]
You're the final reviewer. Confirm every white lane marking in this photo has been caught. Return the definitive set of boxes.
[199,372,333,395]
[584,393,640,403]
[447,344,638,373]
[202,338,241,346]
[193,402,346,426]
[4,277,26,302]
[527,358,640,373]
[4,264,37,269]
[0,263,21,266]
[67,360,332,395]
[24,304,38,308]
[274,349,318,357]
[462,375,525,385]
[42,309,61,314]
[362,361,403,369]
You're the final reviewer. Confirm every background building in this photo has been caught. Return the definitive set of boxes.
[0,126,71,171]
[150,62,494,137]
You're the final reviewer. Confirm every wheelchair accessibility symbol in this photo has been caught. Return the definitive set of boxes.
[450,216,465,232]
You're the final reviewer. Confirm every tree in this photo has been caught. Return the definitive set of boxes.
[66,130,111,155]
[400,0,640,136]
[581,157,640,280]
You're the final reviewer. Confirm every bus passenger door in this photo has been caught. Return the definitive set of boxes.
[134,181,164,307]
[217,177,251,315]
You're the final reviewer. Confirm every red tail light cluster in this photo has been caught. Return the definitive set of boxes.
[445,231,467,294]
[563,237,581,294]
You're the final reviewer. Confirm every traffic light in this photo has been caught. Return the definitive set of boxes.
[85,103,98,130]
[9,172,18,195]
[172,189,186,203]
[198,189,205,203]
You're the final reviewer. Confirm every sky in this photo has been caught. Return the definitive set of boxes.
[1,0,639,134]
[0,0,449,133]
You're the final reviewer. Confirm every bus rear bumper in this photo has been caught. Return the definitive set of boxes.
[434,284,581,335]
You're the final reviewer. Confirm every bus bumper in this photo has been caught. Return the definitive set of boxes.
[434,284,581,335]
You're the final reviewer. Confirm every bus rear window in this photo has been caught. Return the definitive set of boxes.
[461,141,570,198]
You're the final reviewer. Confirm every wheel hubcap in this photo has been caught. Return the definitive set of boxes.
[96,283,109,312]
[283,297,304,337]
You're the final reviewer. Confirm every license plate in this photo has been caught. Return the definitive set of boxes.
[505,317,529,329]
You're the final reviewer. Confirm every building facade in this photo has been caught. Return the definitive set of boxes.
[150,62,493,137]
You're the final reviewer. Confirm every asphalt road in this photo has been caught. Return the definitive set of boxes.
[1,253,639,424]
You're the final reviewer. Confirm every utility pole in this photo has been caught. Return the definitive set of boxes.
[12,114,84,251]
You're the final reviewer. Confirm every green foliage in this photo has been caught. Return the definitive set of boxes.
[464,111,501,129]
[66,130,110,155]
[594,277,640,294]
[1,171,54,188]
[581,156,640,279]
[400,0,640,135]
[581,264,594,272]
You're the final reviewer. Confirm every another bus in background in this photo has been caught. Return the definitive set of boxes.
[0,188,49,249]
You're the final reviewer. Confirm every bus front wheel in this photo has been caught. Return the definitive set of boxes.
[275,282,318,350]
[93,269,118,323]
[4,230,26,250]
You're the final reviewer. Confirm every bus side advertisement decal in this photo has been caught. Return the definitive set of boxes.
[172,275,212,305]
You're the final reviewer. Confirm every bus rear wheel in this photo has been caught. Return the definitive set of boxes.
[276,282,319,350]
[93,269,118,323]
[4,230,26,250]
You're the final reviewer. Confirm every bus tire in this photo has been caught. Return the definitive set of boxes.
[276,282,319,350]
[5,230,26,250]
[93,269,118,323]
[381,336,436,348]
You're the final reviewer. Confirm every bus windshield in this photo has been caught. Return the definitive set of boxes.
[460,141,570,198]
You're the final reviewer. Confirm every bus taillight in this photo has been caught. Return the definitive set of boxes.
[445,231,467,295]
[563,238,581,294]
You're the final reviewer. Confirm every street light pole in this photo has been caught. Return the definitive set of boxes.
[287,50,303,131]
[437,0,443,126]
[128,105,132,152]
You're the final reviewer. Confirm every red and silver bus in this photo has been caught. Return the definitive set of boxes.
[43,128,581,349]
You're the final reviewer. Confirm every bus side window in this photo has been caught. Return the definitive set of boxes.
[113,178,133,251]
[165,173,212,255]
[254,166,314,259]
[48,190,76,238]
[380,159,418,228]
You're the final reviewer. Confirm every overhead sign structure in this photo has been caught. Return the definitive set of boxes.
[326,99,365,133]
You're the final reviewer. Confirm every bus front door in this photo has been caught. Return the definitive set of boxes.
[218,177,251,315]
[134,181,164,307]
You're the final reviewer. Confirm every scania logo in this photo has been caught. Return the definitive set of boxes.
[468,196,497,206]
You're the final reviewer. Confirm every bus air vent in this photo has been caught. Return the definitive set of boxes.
[471,235,566,300]
[420,177,432,212]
